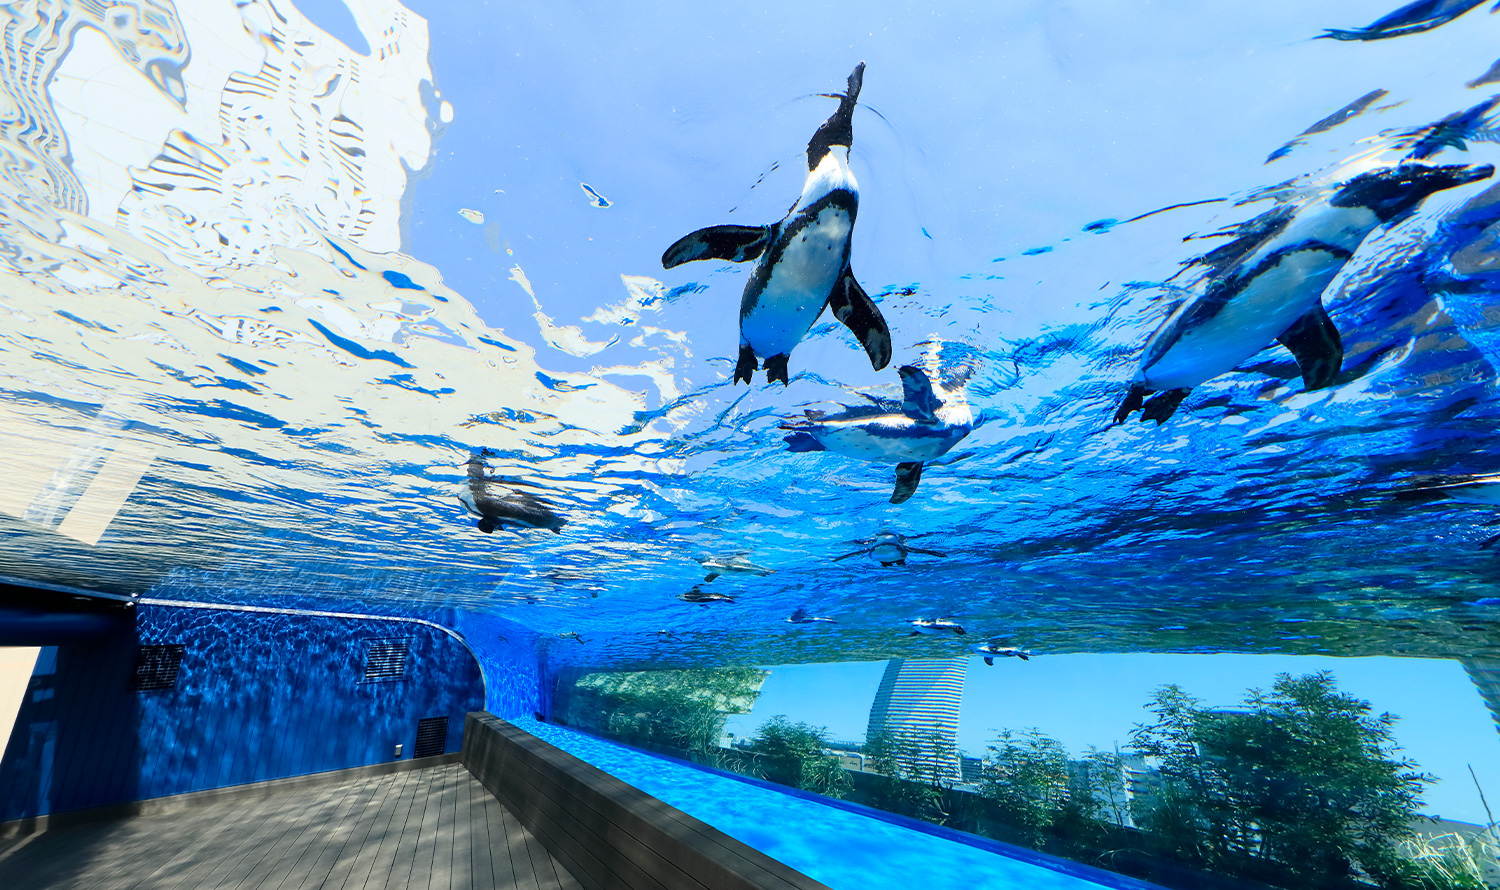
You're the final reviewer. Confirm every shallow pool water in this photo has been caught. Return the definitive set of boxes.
[515,717,1156,890]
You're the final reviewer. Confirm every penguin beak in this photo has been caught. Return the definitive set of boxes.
[1434,163,1496,189]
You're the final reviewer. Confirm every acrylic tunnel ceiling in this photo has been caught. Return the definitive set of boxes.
[3,0,1500,666]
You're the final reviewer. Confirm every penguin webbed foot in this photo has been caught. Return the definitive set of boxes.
[1113,384,1147,425]
[1141,389,1190,424]
[764,354,790,385]
[734,345,758,385]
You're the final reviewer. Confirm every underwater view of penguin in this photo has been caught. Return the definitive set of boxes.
[15,0,1500,687]
[436,29,1500,663]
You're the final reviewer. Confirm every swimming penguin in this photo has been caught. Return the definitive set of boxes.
[696,553,774,583]
[782,365,973,503]
[679,585,736,604]
[459,451,567,533]
[1395,474,1500,548]
[973,640,1030,665]
[661,62,892,385]
[907,618,966,636]
[833,530,947,567]
[1114,163,1493,425]
[1318,0,1492,41]
[787,607,837,624]
[557,632,587,645]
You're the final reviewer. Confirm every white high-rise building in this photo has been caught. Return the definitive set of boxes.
[1463,659,1500,741]
[865,657,969,780]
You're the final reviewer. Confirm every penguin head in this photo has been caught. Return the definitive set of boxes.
[806,62,865,169]
[1331,163,1494,221]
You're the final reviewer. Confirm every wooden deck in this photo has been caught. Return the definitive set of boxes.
[0,762,583,890]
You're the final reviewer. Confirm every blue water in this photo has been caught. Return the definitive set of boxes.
[513,717,1157,890]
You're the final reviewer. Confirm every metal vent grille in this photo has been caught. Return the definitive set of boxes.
[130,644,185,692]
[363,639,408,682]
[414,716,448,758]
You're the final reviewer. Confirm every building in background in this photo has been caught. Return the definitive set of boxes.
[865,657,969,780]
[1463,660,1500,741]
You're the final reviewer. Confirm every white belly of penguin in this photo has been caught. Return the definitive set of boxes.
[1144,249,1343,391]
[741,207,851,356]
[816,418,958,463]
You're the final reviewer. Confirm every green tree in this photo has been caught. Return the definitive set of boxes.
[865,727,958,824]
[1197,672,1430,888]
[1129,672,1435,889]
[747,716,851,798]
[566,668,766,763]
[979,729,1072,846]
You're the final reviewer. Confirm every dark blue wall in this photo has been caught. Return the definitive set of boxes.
[0,602,487,820]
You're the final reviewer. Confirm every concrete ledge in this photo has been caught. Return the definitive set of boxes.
[462,712,831,890]
[0,752,460,839]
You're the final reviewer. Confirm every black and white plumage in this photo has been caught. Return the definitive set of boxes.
[833,530,947,567]
[787,608,837,624]
[459,451,566,533]
[1317,0,1495,41]
[696,553,773,583]
[1115,163,1493,425]
[907,618,965,636]
[678,585,735,604]
[661,63,891,385]
[782,366,972,503]
[973,640,1030,665]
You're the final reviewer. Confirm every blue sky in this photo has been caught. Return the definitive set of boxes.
[725,654,1500,826]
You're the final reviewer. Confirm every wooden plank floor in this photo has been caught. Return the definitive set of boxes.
[0,763,584,890]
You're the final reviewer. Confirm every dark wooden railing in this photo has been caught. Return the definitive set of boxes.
[461,712,831,890]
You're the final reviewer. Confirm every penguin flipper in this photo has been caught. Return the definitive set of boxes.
[892,461,924,504]
[829,270,892,371]
[897,366,941,423]
[1277,303,1343,390]
[784,431,827,453]
[704,572,720,582]
[832,547,870,562]
[663,225,773,268]
[908,546,948,558]
[983,657,994,666]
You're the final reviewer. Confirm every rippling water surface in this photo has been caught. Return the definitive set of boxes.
[0,0,1498,672]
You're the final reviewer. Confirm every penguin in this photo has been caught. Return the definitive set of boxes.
[1318,0,1491,41]
[833,530,947,567]
[459,451,567,533]
[972,640,1030,665]
[679,585,736,604]
[907,618,966,636]
[787,607,837,624]
[782,365,973,503]
[696,552,774,582]
[557,632,587,645]
[1114,163,1493,425]
[1395,474,1500,548]
[661,62,891,385]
